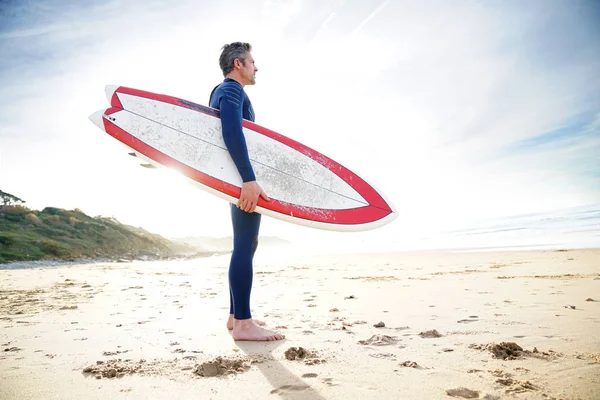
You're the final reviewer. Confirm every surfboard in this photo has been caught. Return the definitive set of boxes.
[88,85,396,232]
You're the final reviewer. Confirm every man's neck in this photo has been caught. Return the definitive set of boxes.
[225,73,244,87]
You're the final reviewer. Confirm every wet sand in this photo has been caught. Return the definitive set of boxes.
[1,249,599,399]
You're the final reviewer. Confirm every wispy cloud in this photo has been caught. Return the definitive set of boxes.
[1,0,598,239]
[351,0,388,36]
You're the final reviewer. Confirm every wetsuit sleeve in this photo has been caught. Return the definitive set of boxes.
[218,85,256,183]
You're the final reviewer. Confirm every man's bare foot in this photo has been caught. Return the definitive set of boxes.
[227,314,265,330]
[231,319,285,341]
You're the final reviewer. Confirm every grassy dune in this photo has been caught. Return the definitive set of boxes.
[0,205,179,264]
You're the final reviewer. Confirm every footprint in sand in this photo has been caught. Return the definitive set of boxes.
[270,385,310,394]
[419,330,442,338]
[445,387,481,398]
[369,352,397,359]
[358,335,399,346]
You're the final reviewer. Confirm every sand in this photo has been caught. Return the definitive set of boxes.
[1,248,599,399]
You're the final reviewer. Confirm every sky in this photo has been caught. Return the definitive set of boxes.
[1,0,599,250]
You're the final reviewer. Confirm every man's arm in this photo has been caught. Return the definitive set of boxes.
[219,85,269,212]
[219,85,255,183]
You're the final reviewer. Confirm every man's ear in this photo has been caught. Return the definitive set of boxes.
[234,59,241,69]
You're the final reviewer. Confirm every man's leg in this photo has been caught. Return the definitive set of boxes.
[227,232,265,329]
[228,204,284,341]
[229,203,260,320]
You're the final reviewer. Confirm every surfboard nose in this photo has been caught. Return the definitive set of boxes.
[105,85,119,104]
[88,109,106,130]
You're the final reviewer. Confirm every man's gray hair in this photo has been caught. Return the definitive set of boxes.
[219,42,252,76]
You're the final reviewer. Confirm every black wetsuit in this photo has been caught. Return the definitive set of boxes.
[210,78,260,320]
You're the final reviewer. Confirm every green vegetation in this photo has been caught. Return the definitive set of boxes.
[0,202,178,264]
[0,189,25,206]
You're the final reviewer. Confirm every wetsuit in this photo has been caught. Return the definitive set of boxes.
[210,78,259,321]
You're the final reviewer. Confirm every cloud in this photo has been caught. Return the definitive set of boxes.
[350,0,388,36]
[0,0,598,241]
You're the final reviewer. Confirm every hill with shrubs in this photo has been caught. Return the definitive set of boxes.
[0,190,192,264]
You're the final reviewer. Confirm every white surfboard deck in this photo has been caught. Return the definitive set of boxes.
[89,85,397,232]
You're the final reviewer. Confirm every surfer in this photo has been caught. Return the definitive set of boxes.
[209,42,285,341]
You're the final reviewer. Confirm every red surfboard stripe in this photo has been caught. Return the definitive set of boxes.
[101,110,391,225]
[109,86,393,215]
[110,91,124,109]
[105,107,121,116]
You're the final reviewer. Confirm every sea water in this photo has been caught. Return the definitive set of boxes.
[277,203,600,255]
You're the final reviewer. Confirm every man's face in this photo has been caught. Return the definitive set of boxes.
[238,52,258,85]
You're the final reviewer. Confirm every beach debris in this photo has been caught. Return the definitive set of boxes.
[369,352,396,359]
[496,378,538,394]
[586,298,595,302]
[576,353,600,363]
[446,387,480,398]
[489,369,511,378]
[83,358,146,379]
[3,347,21,352]
[373,321,385,328]
[284,347,309,360]
[102,350,129,356]
[329,308,339,312]
[399,360,419,368]
[344,295,355,299]
[419,329,442,338]
[302,373,318,378]
[194,356,250,377]
[564,305,576,309]
[284,347,325,365]
[358,334,398,346]
[470,342,524,360]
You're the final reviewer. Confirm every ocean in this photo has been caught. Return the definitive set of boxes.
[407,203,600,252]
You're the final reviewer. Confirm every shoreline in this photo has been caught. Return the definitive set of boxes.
[0,251,232,271]
[2,245,598,271]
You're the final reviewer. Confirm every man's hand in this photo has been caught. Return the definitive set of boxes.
[238,181,270,213]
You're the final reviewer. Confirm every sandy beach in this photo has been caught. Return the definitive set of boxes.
[1,248,599,399]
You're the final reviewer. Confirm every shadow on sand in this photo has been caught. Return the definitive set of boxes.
[235,339,327,400]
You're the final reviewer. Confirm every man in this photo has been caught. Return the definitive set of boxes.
[209,42,285,341]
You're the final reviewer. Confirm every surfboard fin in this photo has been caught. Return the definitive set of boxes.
[105,85,119,104]
[88,110,105,130]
